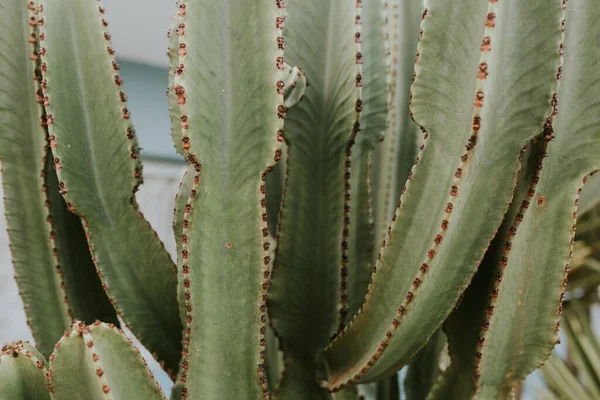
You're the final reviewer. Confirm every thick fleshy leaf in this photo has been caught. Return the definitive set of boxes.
[49,322,165,400]
[477,0,600,395]
[171,0,284,397]
[346,0,388,321]
[325,0,563,388]
[0,0,70,356]
[0,341,50,400]
[38,0,181,374]
[266,0,360,397]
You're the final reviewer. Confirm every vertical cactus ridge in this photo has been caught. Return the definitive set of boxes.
[345,0,388,322]
[167,20,184,157]
[325,0,564,389]
[477,0,600,395]
[265,0,361,396]
[428,141,548,400]
[371,0,422,246]
[37,0,182,375]
[0,0,71,357]
[48,321,165,400]
[0,341,50,400]
[171,0,284,397]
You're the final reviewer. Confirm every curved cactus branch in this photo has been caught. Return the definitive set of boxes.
[325,0,564,389]
[428,140,548,400]
[345,0,388,321]
[48,321,165,399]
[0,341,50,399]
[476,0,600,396]
[0,0,70,356]
[171,0,285,397]
[37,0,182,375]
[266,0,362,397]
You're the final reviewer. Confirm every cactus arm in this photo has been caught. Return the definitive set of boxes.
[0,341,51,400]
[48,321,165,399]
[37,0,182,375]
[172,0,284,397]
[372,0,422,245]
[541,353,594,400]
[427,141,547,400]
[477,0,600,393]
[265,0,360,397]
[325,0,564,388]
[345,0,388,321]
[0,0,71,356]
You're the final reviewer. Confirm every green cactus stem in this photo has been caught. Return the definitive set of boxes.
[37,0,182,375]
[325,0,563,389]
[266,0,362,397]
[476,0,600,396]
[170,0,285,397]
[48,321,165,400]
[0,341,50,400]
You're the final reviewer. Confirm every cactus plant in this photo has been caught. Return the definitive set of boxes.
[1,0,600,399]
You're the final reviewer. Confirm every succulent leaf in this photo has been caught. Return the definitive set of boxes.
[345,0,388,321]
[0,0,71,356]
[266,0,361,396]
[477,0,600,393]
[37,0,182,375]
[171,0,284,397]
[48,321,165,400]
[428,141,548,400]
[325,0,563,388]
[0,341,50,400]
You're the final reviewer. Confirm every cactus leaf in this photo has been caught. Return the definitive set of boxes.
[427,141,547,400]
[0,0,71,356]
[48,321,165,400]
[0,341,50,400]
[477,0,600,394]
[325,0,563,388]
[371,0,422,246]
[37,0,182,375]
[345,0,388,321]
[266,0,361,396]
[171,0,284,397]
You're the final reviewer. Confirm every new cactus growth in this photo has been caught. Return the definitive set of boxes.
[1,0,600,399]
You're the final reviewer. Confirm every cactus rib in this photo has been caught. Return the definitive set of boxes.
[0,341,50,399]
[477,0,600,395]
[37,0,182,375]
[48,321,165,399]
[0,0,71,356]
[266,0,362,397]
[325,0,564,388]
[171,0,285,397]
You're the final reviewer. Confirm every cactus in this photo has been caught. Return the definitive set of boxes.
[1,0,600,399]
[0,341,50,399]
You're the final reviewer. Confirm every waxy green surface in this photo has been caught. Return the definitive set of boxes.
[325,0,563,388]
[0,341,50,400]
[49,322,165,400]
[38,0,181,374]
[266,0,359,397]
[0,0,70,356]
[477,0,600,396]
[172,0,283,398]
